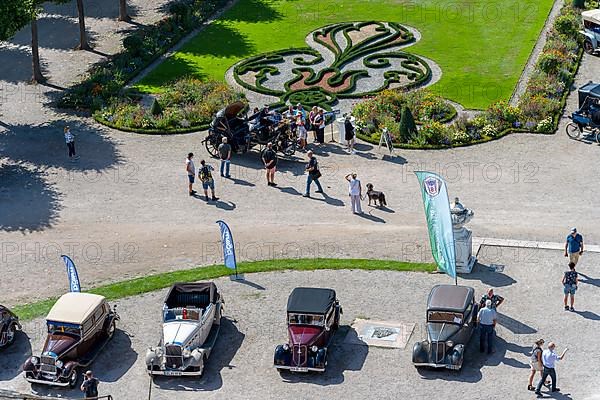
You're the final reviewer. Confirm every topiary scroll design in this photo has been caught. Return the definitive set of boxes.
[232,21,434,109]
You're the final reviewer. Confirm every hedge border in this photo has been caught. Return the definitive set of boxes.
[94,114,210,135]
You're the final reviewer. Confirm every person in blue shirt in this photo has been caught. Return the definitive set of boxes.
[564,228,583,266]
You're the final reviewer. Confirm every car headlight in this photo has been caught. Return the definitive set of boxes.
[282,344,289,351]
[55,360,63,368]
[155,348,164,357]
[311,345,318,353]
[182,348,191,358]
[445,340,454,348]
[31,357,39,365]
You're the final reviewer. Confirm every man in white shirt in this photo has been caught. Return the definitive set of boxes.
[186,153,196,196]
[535,342,567,396]
[345,173,362,214]
[476,299,497,354]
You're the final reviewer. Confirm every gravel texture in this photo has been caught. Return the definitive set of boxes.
[1,247,599,399]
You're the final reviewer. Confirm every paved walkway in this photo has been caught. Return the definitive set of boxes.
[1,4,600,305]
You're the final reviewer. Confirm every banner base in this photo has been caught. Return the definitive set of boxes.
[229,274,245,281]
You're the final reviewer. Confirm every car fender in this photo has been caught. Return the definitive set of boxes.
[188,348,205,367]
[62,361,78,377]
[412,341,428,363]
[315,348,327,367]
[22,357,35,372]
[449,344,464,365]
[580,30,595,41]
[145,348,159,366]
[274,345,291,364]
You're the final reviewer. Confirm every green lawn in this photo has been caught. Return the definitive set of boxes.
[135,0,553,109]
[13,258,435,321]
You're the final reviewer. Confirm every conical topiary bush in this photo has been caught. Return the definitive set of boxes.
[150,98,162,116]
[399,106,418,143]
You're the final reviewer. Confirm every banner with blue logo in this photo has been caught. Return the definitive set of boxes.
[61,255,81,292]
[414,171,457,281]
[216,220,237,271]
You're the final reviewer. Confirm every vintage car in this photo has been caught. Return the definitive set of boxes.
[145,282,223,377]
[412,284,478,371]
[274,287,342,372]
[581,9,600,54]
[0,305,21,348]
[22,292,119,387]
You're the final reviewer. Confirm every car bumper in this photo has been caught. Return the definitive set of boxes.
[274,364,325,372]
[412,362,461,371]
[147,369,202,377]
[25,376,71,387]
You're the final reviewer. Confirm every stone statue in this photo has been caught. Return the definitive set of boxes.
[450,197,476,273]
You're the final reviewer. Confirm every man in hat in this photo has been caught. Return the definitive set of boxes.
[564,228,583,266]
[80,370,99,398]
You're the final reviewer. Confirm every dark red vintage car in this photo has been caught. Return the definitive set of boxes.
[274,287,342,372]
[0,305,21,348]
[22,292,119,387]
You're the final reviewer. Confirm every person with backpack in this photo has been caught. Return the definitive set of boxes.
[80,370,99,399]
[198,160,219,201]
[528,339,545,391]
[303,150,324,197]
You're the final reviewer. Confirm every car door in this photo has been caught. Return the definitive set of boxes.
[196,303,215,346]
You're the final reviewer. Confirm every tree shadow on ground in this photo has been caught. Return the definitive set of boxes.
[0,46,47,84]
[0,331,32,381]
[154,317,244,391]
[0,164,62,232]
[279,325,368,386]
[459,262,517,287]
[0,120,122,172]
[181,22,256,58]
[9,16,98,51]
[221,0,283,23]
[45,0,142,20]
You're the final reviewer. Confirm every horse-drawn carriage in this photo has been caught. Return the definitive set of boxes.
[566,81,600,143]
[202,102,297,158]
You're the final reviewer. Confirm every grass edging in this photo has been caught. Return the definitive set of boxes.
[12,258,435,321]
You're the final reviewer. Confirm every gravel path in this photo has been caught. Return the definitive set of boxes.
[1,247,599,399]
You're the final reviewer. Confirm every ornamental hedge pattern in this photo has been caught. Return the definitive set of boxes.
[233,21,435,110]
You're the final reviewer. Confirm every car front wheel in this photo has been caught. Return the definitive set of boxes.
[4,323,17,346]
[584,40,594,55]
[106,320,116,340]
[68,368,80,389]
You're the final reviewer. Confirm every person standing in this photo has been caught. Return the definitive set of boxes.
[218,137,232,178]
[476,299,497,354]
[296,113,307,150]
[345,173,362,214]
[198,160,218,201]
[303,150,323,197]
[528,339,545,391]
[562,262,578,311]
[80,370,99,399]
[565,228,583,266]
[315,108,326,144]
[535,342,567,396]
[64,126,79,161]
[262,142,278,186]
[308,106,318,142]
[185,152,196,196]
[479,288,505,310]
[344,116,356,153]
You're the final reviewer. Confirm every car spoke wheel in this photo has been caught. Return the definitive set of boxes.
[107,320,116,340]
[584,41,594,55]
[595,130,600,144]
[566,122,581,139]
[204,135,220,157]
[68,368,79,388]
[4,323,16,346]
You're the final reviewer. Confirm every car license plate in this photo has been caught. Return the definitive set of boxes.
[290,367,308,372]
[163,371,182,376]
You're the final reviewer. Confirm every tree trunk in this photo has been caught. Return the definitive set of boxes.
[31,17,45,83]
[76,0,90,50]
[118,0,131,22]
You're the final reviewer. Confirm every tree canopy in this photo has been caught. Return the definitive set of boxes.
[0,0,35,41]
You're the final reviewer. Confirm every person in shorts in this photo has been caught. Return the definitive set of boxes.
[198,160,218,201]
[528,339,545,391]
[562,262,578,311]
[262,142,278,186]
[564,227,583,266]
[185,152,196,196]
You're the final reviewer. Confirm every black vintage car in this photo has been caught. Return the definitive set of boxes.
[274,287,342,373]
[0,305,21,348]
[412,285,478,370]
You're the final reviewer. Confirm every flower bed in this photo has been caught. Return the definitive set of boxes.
[352,3,587,149]
[58,0,229,112]
[94,79,245,134]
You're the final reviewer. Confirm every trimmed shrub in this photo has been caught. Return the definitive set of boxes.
[150,98,162,116]
[399,106,418,142]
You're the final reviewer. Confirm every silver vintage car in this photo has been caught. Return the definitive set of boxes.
[145,282,223,377]
[581,9,600,54]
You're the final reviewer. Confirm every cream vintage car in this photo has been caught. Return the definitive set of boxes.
[145,282,223,377]
[22,292,119,387]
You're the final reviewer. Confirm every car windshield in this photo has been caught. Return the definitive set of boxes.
[47,322,80,336]
[163,307,202,322]
[427,311,463,324]
[288,313,324,326]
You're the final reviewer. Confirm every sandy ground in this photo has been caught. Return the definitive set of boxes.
[1,247,599,399]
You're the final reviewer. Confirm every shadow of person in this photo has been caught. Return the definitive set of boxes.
[154,317,245,392]
[0,331,32,381]
[276,186,303,196]
[459,262,517,287]
[496,313,537,334]
[278,325,368,386]
[214,200,236,211]
[572,310,600,321]
[577,272,600,287]
[305,193,345,207]
[355,212,386,223]
[228,177,256,187]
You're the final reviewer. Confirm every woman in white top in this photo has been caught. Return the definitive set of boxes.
[345,173,362,214]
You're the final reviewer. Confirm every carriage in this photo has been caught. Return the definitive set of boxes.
[566,81,600,143]
[202,102,296,158]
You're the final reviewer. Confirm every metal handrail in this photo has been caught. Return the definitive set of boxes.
[0,390,113,400]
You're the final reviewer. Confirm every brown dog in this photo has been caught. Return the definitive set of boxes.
[366,183,387,207]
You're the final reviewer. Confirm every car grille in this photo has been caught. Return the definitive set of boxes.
[433,342,447,363]
[41,355,56,365]
[292,345,307,367]
[40,355,57,374]
[165,345,183,369]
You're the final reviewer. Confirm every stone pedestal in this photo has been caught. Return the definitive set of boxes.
[450,197,476,274]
